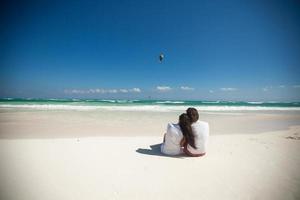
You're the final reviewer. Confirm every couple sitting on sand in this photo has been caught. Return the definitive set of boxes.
[161,107,209,157]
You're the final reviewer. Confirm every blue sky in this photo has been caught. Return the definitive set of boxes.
[1,0,300,101]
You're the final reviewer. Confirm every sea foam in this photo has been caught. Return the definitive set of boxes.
[1,104,300,112]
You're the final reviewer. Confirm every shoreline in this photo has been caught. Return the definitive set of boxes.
[1,109,300,139]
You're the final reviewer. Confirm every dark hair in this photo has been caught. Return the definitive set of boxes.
[179,113,196,148]
[186,107,199,123]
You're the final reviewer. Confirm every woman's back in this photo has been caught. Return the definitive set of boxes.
[161,123,183,155]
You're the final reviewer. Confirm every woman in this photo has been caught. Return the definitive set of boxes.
[160,113,189,156]
[184,107,209,157]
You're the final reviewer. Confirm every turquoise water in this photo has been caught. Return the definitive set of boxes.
[0,98,299,107]
[0,98,299,111]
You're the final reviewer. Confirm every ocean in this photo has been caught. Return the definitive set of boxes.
[0,98,300,112]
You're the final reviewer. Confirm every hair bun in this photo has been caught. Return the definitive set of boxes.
[186,107,199,123]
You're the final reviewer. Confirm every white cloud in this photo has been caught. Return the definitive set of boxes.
[262,87,268,92]
[209,90,214,93]
[65,87,142,94]
[129,88,141,93]
[293,85,300,88]
[278,85,285,88]
[89,89,106,94]
[65,89,86,94]
[156,86,172,92]
[95,89,106,93]
[262,86,272,92]
[108,89,118,93]
[119,89,128,93]
[180,86,194,91]
[220,87,237,92]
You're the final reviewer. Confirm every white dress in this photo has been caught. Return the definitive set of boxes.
[161,123,184,155]
[186,121,209,154]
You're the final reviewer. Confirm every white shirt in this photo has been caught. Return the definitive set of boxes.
[186,121,209,154]
[161,123,183,155]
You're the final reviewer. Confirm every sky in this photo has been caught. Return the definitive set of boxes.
[1,0,300,101]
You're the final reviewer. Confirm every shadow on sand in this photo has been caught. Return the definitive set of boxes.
[136,143,184,158]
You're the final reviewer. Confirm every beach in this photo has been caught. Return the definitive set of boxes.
[0,109,300,138]
[3,0,300,198]
[0,102,300,200]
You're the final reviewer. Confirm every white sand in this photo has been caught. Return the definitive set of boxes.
[1,126,300,200]
[1,110,300,138]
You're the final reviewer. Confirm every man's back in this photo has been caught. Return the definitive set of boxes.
[191,120,209,153]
